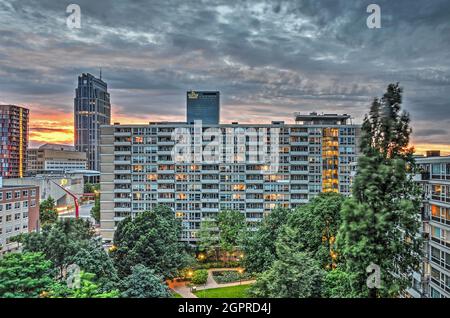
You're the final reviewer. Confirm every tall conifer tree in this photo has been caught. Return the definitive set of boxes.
[338,83,422,297]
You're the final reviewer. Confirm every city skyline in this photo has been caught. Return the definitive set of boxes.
[0,0,449,154]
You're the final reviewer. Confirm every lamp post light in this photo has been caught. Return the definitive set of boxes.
[238,268,244,285]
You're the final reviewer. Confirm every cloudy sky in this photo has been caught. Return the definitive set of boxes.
[0,0,449,153]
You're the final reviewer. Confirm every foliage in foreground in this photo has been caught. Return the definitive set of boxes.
[120,264,171,298]
[337,83,422,297]
[249,250,324,298]
[112,205,193,279]
[241,207,291,274]
[0,252,55,298]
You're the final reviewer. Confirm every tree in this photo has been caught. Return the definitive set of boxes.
[84,182,95,194]
[277,193,345,269]
[241,207,291,273]
[112,205,192,278]
[0,252,55,298]
[322,268,358,298]
[47,271,119,298]
[197,218,220,260]
[91,197,100,224]
[337,83,423,297]
[120,264,171,298]
[249,250,324,298]
[216,210,246,256]
[21,218,96,277]
[67,238,120,291]
[39,196,58,226]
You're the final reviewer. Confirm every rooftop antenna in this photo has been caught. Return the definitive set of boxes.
[99,67,102,80]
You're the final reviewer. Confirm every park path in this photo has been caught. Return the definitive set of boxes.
[169,268,256,298]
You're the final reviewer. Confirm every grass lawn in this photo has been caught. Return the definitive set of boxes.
[194,284,252,298]
[171,291,183,298]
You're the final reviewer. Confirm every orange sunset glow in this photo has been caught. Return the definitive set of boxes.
[29,108,450,156]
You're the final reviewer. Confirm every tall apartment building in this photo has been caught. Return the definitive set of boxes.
[0,179,39,255]
[187,91,220,124]
[74,73,111,172]
[27,143,87,174]
[413,154,450,298]
[0,105,29,178]
[100,113,359,244]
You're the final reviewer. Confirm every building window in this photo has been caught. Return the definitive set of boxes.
[15,191,20,199]
[6,192,12,200]
[430,287,442,298]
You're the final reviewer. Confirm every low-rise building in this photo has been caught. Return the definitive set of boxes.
[4,173,84,209]
[27,143,87,175]
[0,178,39,254]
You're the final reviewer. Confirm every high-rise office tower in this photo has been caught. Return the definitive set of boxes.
[0,105,29,178]
[186,91,220,124]
[99,113,359,244]
[74,73,111,171]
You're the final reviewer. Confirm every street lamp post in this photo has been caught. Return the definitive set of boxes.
[238,268,244,285]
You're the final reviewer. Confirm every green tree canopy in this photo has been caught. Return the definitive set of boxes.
[249,250,324,298]
[241,207,291,273]
[337,83,423,297]
[120,264,171,298]
[0,252,55,298]
[67,238,120,291]
[21,218,96,277]
[112,205,193,278]
[277,192,345,269]
[39,196,58,226]
[322,267,359,298]
[47,271,119,298]
[91,197,100,224]
[216,210,246,254]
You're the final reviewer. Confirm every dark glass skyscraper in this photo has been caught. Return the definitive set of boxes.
[74,73,111,171]
[0,105,29,178]
[186,91,220,124]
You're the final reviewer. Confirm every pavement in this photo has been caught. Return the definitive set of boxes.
[169,268,256,298]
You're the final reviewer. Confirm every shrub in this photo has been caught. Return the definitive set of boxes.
[194,261,240,270]
[191,270,208,285]
[212,270,253,284]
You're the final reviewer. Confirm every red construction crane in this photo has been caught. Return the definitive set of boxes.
[51,181,80,218]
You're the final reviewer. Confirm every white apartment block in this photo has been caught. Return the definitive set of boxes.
[412,155,450,298]
[99,113,360,244]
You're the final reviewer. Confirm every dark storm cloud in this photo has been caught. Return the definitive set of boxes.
[0,0,449,145]
[415,129,448,137]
